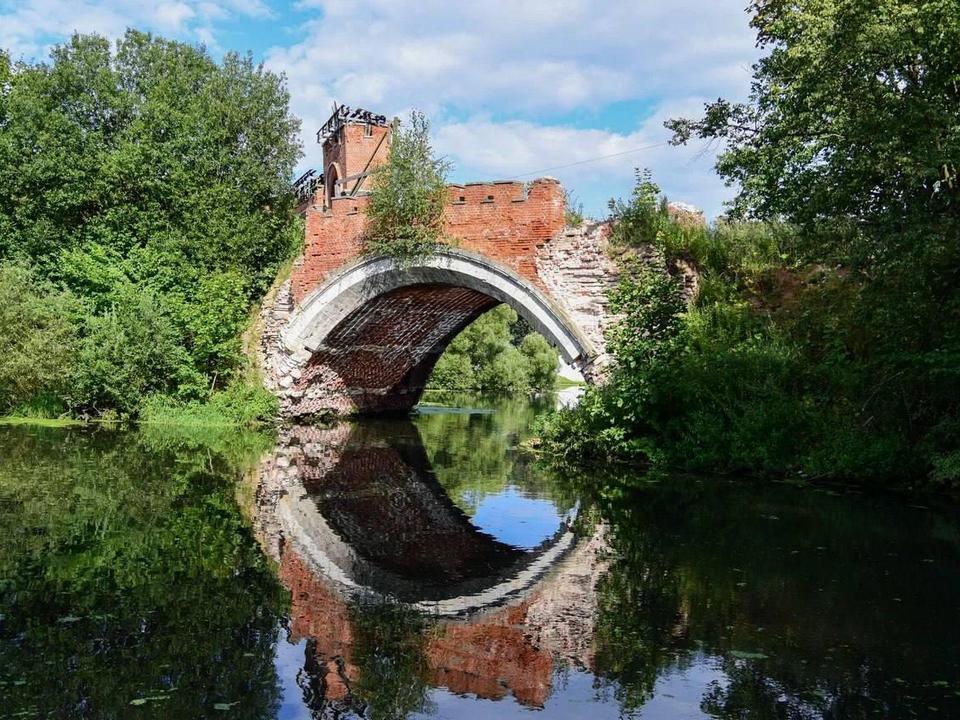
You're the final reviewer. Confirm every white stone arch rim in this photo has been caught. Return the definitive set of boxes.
[277,487,579,617]
[282,248,597,367]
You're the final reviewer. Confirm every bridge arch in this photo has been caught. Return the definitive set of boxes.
[275,249,597,416]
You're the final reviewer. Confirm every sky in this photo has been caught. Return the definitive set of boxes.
[0,0,761,218]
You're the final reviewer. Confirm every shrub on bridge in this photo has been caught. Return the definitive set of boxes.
[363,111,451,264]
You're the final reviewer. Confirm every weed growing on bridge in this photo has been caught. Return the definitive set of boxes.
[363,111,451,264]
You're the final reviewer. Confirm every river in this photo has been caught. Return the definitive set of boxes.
[2,396,959,719]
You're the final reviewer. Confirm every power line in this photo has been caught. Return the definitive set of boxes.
[507,141,672,179]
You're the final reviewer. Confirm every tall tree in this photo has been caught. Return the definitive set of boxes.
[0,30,302,415]
[667,0,960,230]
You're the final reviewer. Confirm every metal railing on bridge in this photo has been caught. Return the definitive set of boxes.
[293,169,322,204]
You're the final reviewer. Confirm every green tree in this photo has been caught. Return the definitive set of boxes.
[364,111,450,262]
[544,2,960,487]
[0,30,301,418]
[73,286,202,415]
[520,333,559,392]
[429,305,559,396]
[666,0,959,229]
[0,264,83,415]
[663,0,960,484]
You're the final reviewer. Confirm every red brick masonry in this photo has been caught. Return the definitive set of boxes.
[290,178,566,304]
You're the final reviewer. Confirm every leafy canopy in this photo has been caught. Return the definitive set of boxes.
[0,30,301,418]
[541,1,960,487]
[666,0,960,230]
[429,305,559,395]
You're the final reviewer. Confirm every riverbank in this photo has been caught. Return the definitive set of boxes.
[537,171,960,492]
[0,416,84,428]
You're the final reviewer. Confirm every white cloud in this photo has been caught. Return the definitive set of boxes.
[1,0,757,216]
[435,100,731,219]
[219,0,271,19]
[0,1,131,58]
[0,0,271,60]
[266,1,757,217]
[154,2,195,33]
[268,0,755,111]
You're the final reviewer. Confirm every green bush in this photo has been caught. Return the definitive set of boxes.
[0,264,83,415]
[540,168,960,487]
[428,351,476,392]
[140,381,278,428]
[363,111,450,263]
[72,286,202,417]
[520,333,560,392]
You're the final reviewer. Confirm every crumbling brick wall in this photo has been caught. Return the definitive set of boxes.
[263,179,622,417]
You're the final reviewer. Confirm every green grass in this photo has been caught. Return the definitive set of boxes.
[0,416,84,427]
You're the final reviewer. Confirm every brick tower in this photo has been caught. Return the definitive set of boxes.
[317,104,393,207]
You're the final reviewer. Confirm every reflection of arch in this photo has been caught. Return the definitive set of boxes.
[325,162,341,204]
[256,421,577,615]
[280,249,597,415]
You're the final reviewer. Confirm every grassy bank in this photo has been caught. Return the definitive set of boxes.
[0,416,84,428]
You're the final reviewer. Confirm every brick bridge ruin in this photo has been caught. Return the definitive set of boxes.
[260,104,622,418]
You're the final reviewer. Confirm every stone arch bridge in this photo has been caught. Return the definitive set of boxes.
[260,105,622,418]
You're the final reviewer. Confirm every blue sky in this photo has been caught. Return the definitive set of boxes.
[1,0,760,218]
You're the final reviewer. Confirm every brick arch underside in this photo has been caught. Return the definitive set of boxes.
[295,283,501,415]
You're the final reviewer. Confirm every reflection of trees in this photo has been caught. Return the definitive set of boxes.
[590,530,689,712]
[415,395,575,515]
[571,472,960,719]
[297,598,433,720]
[349,602,433,720]
[0,425,286,718]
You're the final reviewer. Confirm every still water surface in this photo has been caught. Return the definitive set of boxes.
[2,397,959,718]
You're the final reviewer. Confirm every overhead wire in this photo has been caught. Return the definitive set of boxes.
[506,141,672,179]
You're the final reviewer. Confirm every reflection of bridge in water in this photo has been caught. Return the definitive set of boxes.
[252,420,606,711]
[256,421,579,612]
